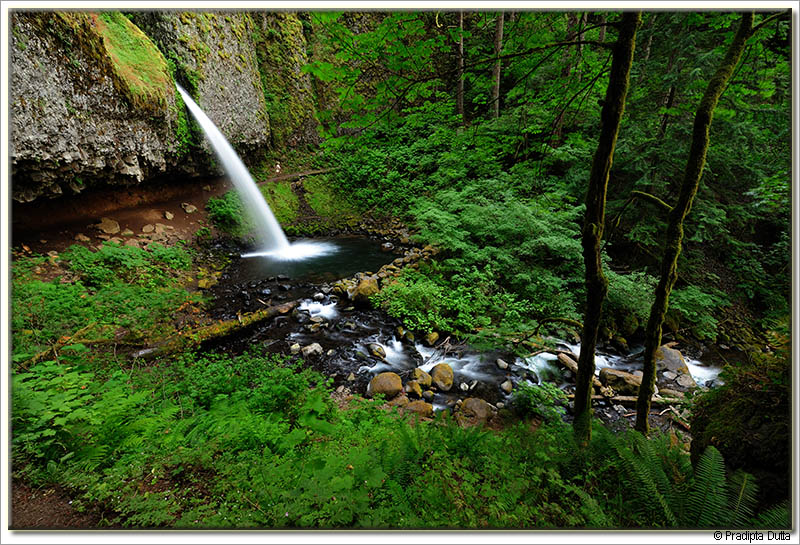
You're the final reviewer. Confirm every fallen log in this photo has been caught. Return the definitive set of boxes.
[568,394,686,406]
[131,301,297,360]
[19,322,115,369]
[256,167,339,186]
[556,353,614,397]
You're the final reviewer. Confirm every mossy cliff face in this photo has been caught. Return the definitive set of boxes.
[131,11,270,165]
[10,12,184,202]
[250,12,319,149]
[10,10,368,203]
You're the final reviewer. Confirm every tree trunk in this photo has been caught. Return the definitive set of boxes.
[573,11,641,445]
[635,12,754,434]
[492,12,504,118]
[598,13,607,42]
[457,11,465,123]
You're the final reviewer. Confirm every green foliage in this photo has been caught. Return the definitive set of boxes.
[61,241,191,288]
[206,191,251,238]
[511,382,567,422]
[259,181,299,226]
[12,244,197,353]
[669,284,730,340]
[689,321,791,511]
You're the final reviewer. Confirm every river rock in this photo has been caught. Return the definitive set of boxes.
[352,276,379,306]
[500,379,513,395]
[404,380,423,399]
[459,382,470,392]
[142,224,155,233]
[676,373,698,389]
[456,397,494,427]
[424,331,439,346]
[74,233,91,242]
[347,373,356,382]
[411,368,432,388]
[181,202,197,213]
[301,343,323,358]
[164,211,174,220]
[367,343,386,360]
[96,217,120,234]
[381,242,394,252]
[422,390,434,402]
[290,343,301,355]
[496,358,509,370]
[655,345,690,374]
[388,394,410,408]
[368,372,403,399]
[121,228,134,236]
[430,363,454,391]
[313,292,325,301]
[599,368,641,396]
[404,400,433,418]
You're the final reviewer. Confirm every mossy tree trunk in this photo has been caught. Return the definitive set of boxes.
[491,12,504,119]
[635,12,754,434]
[573,11,641,444]
[457,11,465,124]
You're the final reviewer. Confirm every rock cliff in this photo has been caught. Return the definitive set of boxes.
[10,10,323,203]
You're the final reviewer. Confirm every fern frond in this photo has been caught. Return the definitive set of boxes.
[749,501,791,529]
[727,470,759,527]
[686,445,728,527]
[610,431,678,526]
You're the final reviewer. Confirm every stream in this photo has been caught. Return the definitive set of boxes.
[207,235,724,415]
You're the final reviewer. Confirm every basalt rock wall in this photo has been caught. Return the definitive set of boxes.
[10,10,323,203]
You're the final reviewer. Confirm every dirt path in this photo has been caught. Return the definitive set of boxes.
[11,481,103,529]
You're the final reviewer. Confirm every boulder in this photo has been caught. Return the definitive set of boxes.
[655,345,690,374]
[411,368,432,388]
[404,400,433,418]
[500,379,514,395]
[301,343,324,358]
[367,372,403,399]
[599,368,641,396]
[404,380,423,399]
[387,394,410,408]
[424,331,439,346]
[456,397,494,427]
[96,217,120,234]
[422,390,434,402]
[430,363,454,391]
[676,373,698,389]
[352,276,379,306]
[367,343,386,360]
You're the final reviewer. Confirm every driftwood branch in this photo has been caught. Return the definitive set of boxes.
[131,301,297,360]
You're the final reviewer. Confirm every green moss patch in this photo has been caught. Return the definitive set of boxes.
[303,174,361,228]
[93,12,173,110]
[259,181,300,225]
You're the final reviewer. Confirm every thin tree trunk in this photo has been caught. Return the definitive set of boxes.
[492,12,504,118]
[457,11,465,123]
[635,12,754,434]
[573,11,641,445]
[598,13,607,42]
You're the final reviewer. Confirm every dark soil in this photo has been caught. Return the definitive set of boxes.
[11,481,102,529]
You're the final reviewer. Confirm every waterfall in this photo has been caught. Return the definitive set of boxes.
[176,84,290,253]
